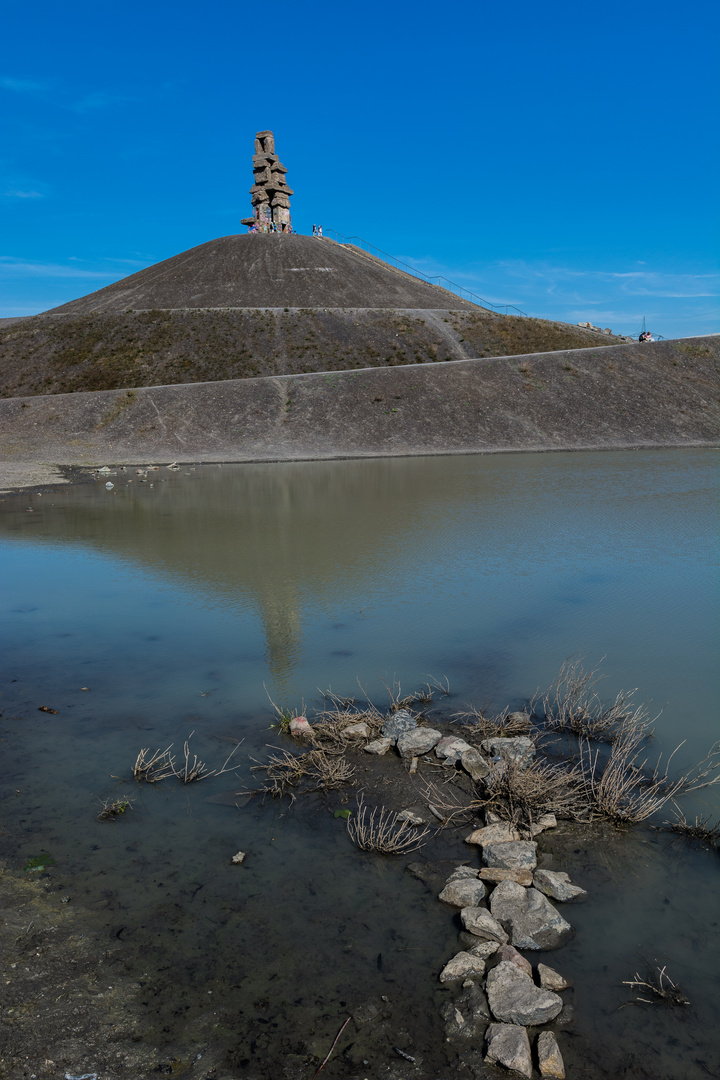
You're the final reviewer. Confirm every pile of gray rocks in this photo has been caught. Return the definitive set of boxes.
[436,824,586,1079]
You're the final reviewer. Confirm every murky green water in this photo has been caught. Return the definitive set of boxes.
[1,449,718,1077]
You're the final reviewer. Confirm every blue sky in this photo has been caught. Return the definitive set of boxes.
[1,0,718,339]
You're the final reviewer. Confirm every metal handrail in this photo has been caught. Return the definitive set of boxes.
[323,227,530,317]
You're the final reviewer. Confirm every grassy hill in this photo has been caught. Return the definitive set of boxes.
[0,306,625,398]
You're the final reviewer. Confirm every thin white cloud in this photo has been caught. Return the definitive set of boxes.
[1,73,134,113]
[3,189,43,198]
[0,257,119,280]
[0,76,50,94]
[73,90,134,113]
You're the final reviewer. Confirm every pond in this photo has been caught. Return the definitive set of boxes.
[0,448,718,1078]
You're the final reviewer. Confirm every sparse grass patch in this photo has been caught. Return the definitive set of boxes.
[346,795,431,854]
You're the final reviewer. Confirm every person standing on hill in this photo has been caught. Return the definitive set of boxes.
[312,224,317,236]
[317,225,323,238]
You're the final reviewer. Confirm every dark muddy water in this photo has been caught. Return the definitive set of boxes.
[0,448,718,1078]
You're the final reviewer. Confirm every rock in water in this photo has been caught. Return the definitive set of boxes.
[289,716,311,737]
[496,943,533,977]
[381,709,416,744]
[439,951,488,983]
[396,727,442,758]
[537,1031,565,1078]
[485,1023,533,1079]
[537,963,571,990]
[493,887,573,951]
[533,869,587,902]
[489,879,530,924]
[465,822,521,846]
[447,865,481,881]
[439,878,487,908]
[460,907,509,944]
[480,867,533,887]
[486,962,563,1025]
[440,981,490,1040]
[483,841,538,870]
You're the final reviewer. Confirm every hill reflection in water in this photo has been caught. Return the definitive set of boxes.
[1,449,717,770]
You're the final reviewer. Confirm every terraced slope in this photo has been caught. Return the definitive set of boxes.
[0,307,626,398]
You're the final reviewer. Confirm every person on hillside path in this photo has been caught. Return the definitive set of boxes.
[318,225,323,238]
[312,224,317,236]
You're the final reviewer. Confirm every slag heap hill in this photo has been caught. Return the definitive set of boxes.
[0,129,626,398]
[44,233,481,313]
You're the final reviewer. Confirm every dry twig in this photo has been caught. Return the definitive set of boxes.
[133,745,176,783]
[666,810,720,849]
[621,964,690,1007]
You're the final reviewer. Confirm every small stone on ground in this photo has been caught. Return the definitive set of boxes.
[397,727,442,758]
[364,737,392,755]
[380,709,416,744]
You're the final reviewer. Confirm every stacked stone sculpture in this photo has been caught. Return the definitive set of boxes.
[241,130,294,234]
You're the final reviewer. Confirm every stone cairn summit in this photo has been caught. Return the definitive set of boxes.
[241,130,294,234]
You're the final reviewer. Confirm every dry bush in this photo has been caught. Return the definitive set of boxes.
[484,754,591,824]
[132,734,242,785]
[454,705,533,741]
[251,747,355,798]
[667,811,720,849]
[133,745,176,783]
[534,657,653,741]
[581,726,720,824]
[346,795,431,854]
